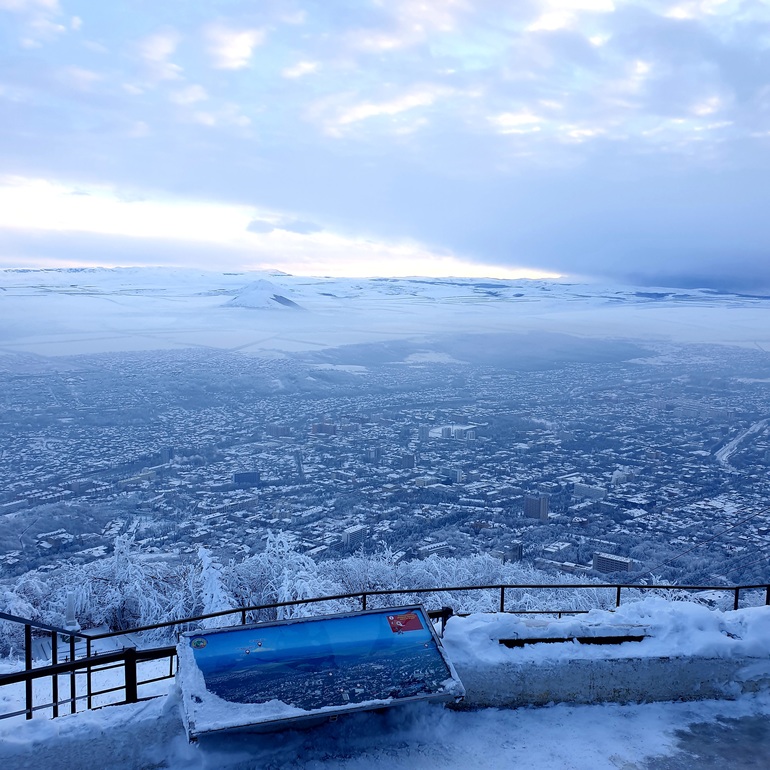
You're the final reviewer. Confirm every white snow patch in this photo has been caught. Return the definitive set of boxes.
[403,351,463,364]
[443,598,770,667]
[311,364,368,374]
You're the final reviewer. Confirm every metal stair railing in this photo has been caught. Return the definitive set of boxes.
[0,611,89,720]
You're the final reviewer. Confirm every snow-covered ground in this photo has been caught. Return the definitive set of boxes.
[2,684,770,769]
[2,599,770,769]
[1,267,769,357]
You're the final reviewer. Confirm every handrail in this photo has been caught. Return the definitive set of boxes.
[82,581,770,641]
[0,611,88,640]
[2,581,768,722]
[0,645,177,688]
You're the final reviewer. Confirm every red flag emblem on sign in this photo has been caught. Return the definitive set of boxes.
[387,612,423,633]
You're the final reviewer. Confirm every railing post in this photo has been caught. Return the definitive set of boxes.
[766,586,770,606]
[733,587,740,611]
[439,607,454,636]
[361,593,367,611]
[241,608,247,625]
[499,586,505,613]
[86,637,93,710]
[616,586,622,608]
[124,647,138,704]
[69,636,77,714]
[24,624,32,720]
[51,632,59,718]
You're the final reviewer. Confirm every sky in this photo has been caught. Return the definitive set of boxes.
[1,0,769,289]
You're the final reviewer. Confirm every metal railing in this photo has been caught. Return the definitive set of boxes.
[2,581,768,722]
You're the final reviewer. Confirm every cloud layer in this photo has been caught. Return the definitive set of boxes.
[1,0,769,288]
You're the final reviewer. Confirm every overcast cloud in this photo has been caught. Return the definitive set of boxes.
[1,0,769,289]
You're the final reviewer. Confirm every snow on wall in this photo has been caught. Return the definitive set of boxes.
[442,598,770,707]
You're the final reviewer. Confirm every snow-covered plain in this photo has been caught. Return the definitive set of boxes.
[1,268,769,358]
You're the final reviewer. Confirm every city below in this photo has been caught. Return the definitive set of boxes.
[1,333,768,587]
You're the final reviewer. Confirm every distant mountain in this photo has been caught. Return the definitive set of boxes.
[228,279,305,311]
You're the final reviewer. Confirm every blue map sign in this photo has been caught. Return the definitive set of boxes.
[177,605,464,737]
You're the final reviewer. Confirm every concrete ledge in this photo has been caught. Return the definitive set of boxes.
[452,656,770,708]
[441,600,770,708]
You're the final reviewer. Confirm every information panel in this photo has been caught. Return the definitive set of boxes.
[177,605,464,737]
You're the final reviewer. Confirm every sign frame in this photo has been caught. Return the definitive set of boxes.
[177,604,464,738]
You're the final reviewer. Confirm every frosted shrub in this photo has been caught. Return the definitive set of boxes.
[196,548,238,628]
[24,536,198,644]
[224,532,341,620]
[0,533,676,654]
[319,549,399,595]
[0,587,42,657]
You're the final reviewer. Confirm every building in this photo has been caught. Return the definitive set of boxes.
[438,467,464,483]
[0,500,27,514]
[418,541,452,559]
[542,542,571,557]
[266,423,291,438]
[592,552,634,573]
[342,524,367,551]
[418,425,431,442]
[573,483,607,501]
[233,471,260,487]
[524,493,550,520]
[293,450,305,481]
[36,529,75,552]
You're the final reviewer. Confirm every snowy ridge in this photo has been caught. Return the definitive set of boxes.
[3,266,766,307]
[2,266,769,356]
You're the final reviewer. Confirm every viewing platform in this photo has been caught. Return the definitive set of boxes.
[2,584,770,768]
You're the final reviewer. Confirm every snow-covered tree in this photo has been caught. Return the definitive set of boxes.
[0,533,723,656]
[195,548,238,628]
